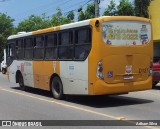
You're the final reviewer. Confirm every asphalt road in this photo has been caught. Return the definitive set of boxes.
[0,73,160,129]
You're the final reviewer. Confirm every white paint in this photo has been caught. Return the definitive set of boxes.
[8,32,32,40]
[60,20,90,30]
[8,60,34,88]
[60,59,88,95]
[68,64,75,76]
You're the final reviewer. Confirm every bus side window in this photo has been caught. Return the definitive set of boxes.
[34,36,44,60]
[75,28,91,60]
[16,39,24,59]
[45,33,57,60]
[58,31,73,60]
[24,38,33,60]
[9,43,16,58]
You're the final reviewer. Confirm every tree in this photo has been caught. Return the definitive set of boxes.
[134,0,151,18]
[51,7,73,26]
[0,13,14,56]
[78,2,95,21]
[16,14,51,32]
[117,0,134,16]
[67,11,74,21]
[78,11,86,21]
[103,0,117,16]
[85,3,95,19]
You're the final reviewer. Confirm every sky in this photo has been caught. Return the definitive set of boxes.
[0,0,133,26]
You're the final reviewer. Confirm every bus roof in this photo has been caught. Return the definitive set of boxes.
[8,16,150,40]
[8,19,91,40]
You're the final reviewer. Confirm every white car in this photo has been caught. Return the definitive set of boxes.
[1,59,6,74]
[1,49,7,74]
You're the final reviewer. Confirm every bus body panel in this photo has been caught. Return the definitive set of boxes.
[33,61,55,90]
[92,76,152,95]
[60,59,88,95]
[8,60,34,87]
[103,54,150,83]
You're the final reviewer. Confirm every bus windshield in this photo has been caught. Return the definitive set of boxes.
[102,21,151,46]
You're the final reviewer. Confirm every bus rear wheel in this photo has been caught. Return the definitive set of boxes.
[51,76,64,100]
[18,73,26,91]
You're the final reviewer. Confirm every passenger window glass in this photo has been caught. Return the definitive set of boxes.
[34,36,44,59]
[24,38,33,59]
[35,36,44,48]
[16,39,24,59]
[76,29,91,44]
[74,28,91,60]
[46,34,57,47]
[25,38,33,48]
[58,31,73,59]
[45,33,57,59]
[59,32,72,45]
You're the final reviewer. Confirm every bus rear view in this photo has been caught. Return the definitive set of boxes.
[89,16,153,95]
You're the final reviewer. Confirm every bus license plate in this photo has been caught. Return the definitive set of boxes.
[123,74,133,80]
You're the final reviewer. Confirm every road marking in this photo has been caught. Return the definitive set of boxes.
[0,88,122,120]
[0,87,158,129]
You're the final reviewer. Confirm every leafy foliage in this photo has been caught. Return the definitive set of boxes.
[51,7,73,26]
[16,14,51,32]
[134,0,151,18]
[0,13,14,56]
[117,0,134,16]
[16,7,74,32]
[67,11,74,21]
[78,3,95,21]
[103,0,117,16]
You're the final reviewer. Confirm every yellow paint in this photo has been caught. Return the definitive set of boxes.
[88,18,101,95]
[33,61,60,91]
[6,68,10,81]
[32,26,60,35]
[149,0,160,41]
[102,16,150,23]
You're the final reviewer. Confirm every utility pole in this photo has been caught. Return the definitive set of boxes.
[95,0,100,18]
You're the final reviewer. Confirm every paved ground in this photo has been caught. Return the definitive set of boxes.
[0,73,160,129]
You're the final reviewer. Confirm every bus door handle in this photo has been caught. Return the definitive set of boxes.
[69,80,74,82]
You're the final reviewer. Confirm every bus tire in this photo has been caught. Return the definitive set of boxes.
[18,73,26,91]
[2,68,6,74]
[51,76,64,100]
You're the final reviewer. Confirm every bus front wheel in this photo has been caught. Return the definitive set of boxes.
[18,73,26,91]
[51,76,64,100]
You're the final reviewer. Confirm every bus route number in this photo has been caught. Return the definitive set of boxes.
[139,68,149,73]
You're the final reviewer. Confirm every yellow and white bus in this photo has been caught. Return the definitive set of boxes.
[6,16,153,99]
